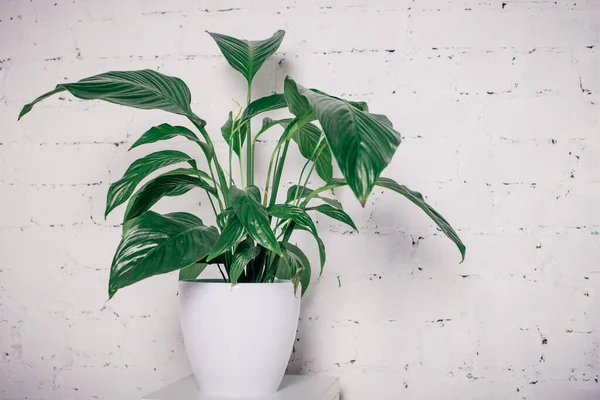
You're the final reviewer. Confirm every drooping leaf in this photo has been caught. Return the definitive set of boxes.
[286,77,402,205]
[376,177,466,261]
[284,76,312,118]
[206,215,246,262]
[239,93,287,126]
[105,150,197,217]
[179,263,208,280]
[275,243,311,296]
[123,173,217,223]
[109,212,218,297]
[306,204,357,231]
[221,111,245,158]
[255,117,293,141]
[19,70,199,122]
[292,122,333,182]
[230,242,261,284]
[269,204,316,233]
[229,186,282,256]
[293,224,326,276]
[130,123,213,161]
[207,30,286,84]
[269,204,325,271]
[286,185,342,209]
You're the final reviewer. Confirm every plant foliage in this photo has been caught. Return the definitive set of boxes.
[19,30,465,298]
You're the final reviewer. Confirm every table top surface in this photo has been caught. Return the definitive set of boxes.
[141,375,340,400]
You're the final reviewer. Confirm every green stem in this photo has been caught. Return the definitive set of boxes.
[268,139,290,208]
[263,144,282,205]
[291,134,326,205]
[216,263,228,282]
[207,162,224,211]
[228,141,233,186]
[246,82,253,186]
[188,115,230,208]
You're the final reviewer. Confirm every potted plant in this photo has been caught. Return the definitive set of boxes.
[18,30,465,397]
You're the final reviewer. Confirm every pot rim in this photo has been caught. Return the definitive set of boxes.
[179,279,293,285]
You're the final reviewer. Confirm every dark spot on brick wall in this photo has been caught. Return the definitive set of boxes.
[502,2,507,8]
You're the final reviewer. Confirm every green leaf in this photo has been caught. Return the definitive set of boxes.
[230,242,261,284]
[123,172,217,222]
[229,186,282,256]
[207,30,286,84]
[269,204,325,272]
[286,185,342,209]
[109,212,218,298]
[269,204,316,233]
[376,177,466,261]
[306,204,357,231]
[216,208,235,230]
[239,93,287,125]
[206,215,246,262]
[19,70,199,122]
[293,224,326,276]
[288,77,402,205]
[256,117,293,142]
[105,150,196,217]
[221,111,245,158]
[292,122,333,183]
[179,263,208,280]
[276,243,311,296]
[130,123,213,161]
[284,76,313,118]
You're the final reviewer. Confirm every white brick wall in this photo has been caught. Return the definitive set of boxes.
[1,0,599,399]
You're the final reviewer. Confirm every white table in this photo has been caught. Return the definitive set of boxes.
[141,375,340,400]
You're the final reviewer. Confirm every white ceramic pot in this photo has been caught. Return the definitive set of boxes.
[179,280,301,397]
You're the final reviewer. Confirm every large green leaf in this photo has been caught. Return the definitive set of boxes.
[239,93,287,125]
[19,70,198,122]
[275,243,311,296]
[130,123,213,161]
[286,77,401,205]
[109,212,218,297]
[292,122,333,183]
[376,177,466,261]
[207,30,285,84]
[229,241,261,284]
[286,185,342,209]
[206,215,246,262]
[269,204,325,271]
[221,111,245,158]
[229,186,282,256]
[123,173,217,222]
[179,263,208,280]
[105,150,197,217]
[306,204,357,231]
[284,76,312,117]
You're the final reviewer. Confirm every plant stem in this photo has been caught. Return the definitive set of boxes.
[188,115,229,208]
[216,263,228,282]
[263,144,282,205]
[268,139,290,208]
[246,82,253,186]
